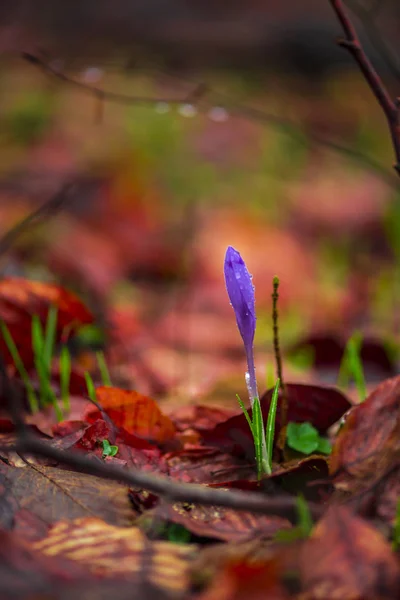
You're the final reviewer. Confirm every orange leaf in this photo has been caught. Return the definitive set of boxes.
[84,387,176,444]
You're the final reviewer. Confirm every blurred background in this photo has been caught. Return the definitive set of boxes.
[0,0,400,406]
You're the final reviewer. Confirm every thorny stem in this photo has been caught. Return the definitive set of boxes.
[328,0,400,176]
[272,277,288,451]
[272,277,283,387]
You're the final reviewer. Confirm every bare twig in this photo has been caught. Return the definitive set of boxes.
[22,52,399,188]
[0,182,73,258]
[329,0,400,175]
[15,433,324,522]
[346,0,400,82]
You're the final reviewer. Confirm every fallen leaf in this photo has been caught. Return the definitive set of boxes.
[73,419,168,474]
[195,556,290,600]
[0,528,91,599]
[299,506,400,599]
[330,376,400,503]
[34,517,194,596]
[0,462,133,540]
[84,387,176,445]
[165,447,256,484]
[143,501,290,543]
[171,405,237,433]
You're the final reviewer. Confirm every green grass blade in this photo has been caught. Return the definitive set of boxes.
[347,332,367,402]
[337,347,350,388]
[392,498,400,550]
[43,306,58,372]
[265,362,275,391]
[32,315,46,401]
[338,331,367,402]
[236,394,254,434]
[85,371,97,403]
[96,351,112,386]
[34,350,63,420]
[0,320,38,413]
[59,346,71,414]
[252,398,263,479]
[296,494,313,538]
[265,378,280,475]
[31,315,44,360]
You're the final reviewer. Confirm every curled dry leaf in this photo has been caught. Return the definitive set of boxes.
[299,506,400,599]
[330,375,400,501]
[84,387,176,445]
[33,517,194,597]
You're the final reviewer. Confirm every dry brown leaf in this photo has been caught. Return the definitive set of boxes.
[34,517,195,596]
[330,375,400,516]
[0,462,133,540]
[299,506,400,599]
[144,501,290,543]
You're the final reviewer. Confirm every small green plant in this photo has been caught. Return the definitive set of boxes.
[286,422,331,455]
[0,307,67,419]
[0,320,39,413]
[392,497,400,551]
[31,307,63,421]
[338,331,367,402]
[166,523,192,544]
[101,439,118,458]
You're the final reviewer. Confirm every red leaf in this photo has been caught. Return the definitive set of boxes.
[153,501,291,542]
[165,447,256,484]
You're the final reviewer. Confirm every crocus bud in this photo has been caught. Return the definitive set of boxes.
[224,246,259,405]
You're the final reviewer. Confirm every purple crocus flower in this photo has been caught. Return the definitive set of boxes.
[224,246,259,406]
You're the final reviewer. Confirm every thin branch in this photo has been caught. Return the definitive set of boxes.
[22,52,399,189]
[346,0,400,83]
[22,52,194,108]
[0,182,73,258]
[15,433,324,522]
[329,0,400,175]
